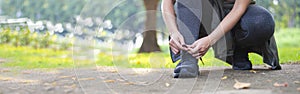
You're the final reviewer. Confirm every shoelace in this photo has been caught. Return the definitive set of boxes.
[182,44,205,65]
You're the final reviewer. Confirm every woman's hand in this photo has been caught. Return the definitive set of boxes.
[187,36,212,59]
[169,32,187,54]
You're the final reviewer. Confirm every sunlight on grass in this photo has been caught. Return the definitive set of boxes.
[0,28,299,69]
[0,45,90,69]
[96,52,175,68]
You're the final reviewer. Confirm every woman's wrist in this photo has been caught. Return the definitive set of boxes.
[169,30,180,36]
[206,35,217,46]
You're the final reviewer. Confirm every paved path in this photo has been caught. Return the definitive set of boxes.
[0,64,299,94]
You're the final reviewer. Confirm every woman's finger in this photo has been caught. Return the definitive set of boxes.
[170,40,180,50]
[192,52,200,57]
[189,45,201,54]
[171,48,178,54]
[198,49,209,56]
[170,45,178,54]
[170,41,180,54]
[171,37,187,51]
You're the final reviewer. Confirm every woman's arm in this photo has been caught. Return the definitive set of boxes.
[188,0,251,59]
[161,0,178,35]
[208,0,251,44]
[162,0,187,54]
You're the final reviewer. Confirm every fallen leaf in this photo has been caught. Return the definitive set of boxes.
[0,69,11,72]
[233,79,251,89]
[221,76,228,80]
[22,71,31,74]
[297,87,300,91]
[78,77,96,81]
[266,80,272,82]
[59,76,74,79]
[64,89,73,93]
[20,80,38,84]
[110,70,118,73]
[51,82,57,86]
[116,79,125,82]
[72,77,77,81]
[273,82,288,87]
[124,82,134,85]
[294,81,300,84]
[0,76,13,81]
[44,82,57,86]
[104,80,115,83]
[64,84,77,89]
[43,83,51,86]
[165,83,170,87]
[44,86,54,91]
[249,70,258,73]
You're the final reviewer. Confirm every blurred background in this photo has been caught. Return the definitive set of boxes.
[0,0,299,69]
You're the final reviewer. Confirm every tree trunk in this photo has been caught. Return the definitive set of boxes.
[138,0,161,53]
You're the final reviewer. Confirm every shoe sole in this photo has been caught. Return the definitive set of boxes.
[173,68,199,78]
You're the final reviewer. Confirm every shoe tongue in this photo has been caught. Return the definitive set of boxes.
[180,51,198,63]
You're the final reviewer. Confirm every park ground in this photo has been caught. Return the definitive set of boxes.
[0,28,299,94]
[0,64,300,94]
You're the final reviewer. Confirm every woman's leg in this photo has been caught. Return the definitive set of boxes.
[232,5,281,70]
[172,1,203,78]
[235,5,275,46]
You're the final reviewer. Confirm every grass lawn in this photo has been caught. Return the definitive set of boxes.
[0,28,299,69]
[0,45,91,69]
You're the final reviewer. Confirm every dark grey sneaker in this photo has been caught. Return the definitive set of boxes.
[232,45,252,70]
[173,60,199,78]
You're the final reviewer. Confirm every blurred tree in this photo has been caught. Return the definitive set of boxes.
[257,0,300,28]
[0,0,86,23]
[138,0,161,53]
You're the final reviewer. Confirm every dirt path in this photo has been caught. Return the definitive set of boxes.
[0,64,299,94]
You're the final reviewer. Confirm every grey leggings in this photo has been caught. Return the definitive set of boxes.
[171,2,275,62]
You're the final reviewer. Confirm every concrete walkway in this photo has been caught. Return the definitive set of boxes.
[0,64,299,94]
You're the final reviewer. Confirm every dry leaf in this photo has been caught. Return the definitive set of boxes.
[0,76,13,81]
[116,79,125,82]
[1,69,11,72]
[44,82,57,86]
[20,80,38,84]
[297,87,300,91]
[266,80,272,82]
[59,76,74,79]
[22,71,31,74]
[78,77,96,81]
[221,76,228,80]
[72,77,77,81]
[273,82,288,87]
[124,82,134,85]
[165,83,170,87]
[43,83,51,86]
[294,81,300,84]
[64,84,77,89]
[51,82,57,86]
[104,80,115,83]
[233,79,251,89]
[249,70,258,73]
[110,70,118,73]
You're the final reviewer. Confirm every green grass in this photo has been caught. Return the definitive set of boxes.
[0,45,92,69]
[0,28,299,69]
[97,28,300,68]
